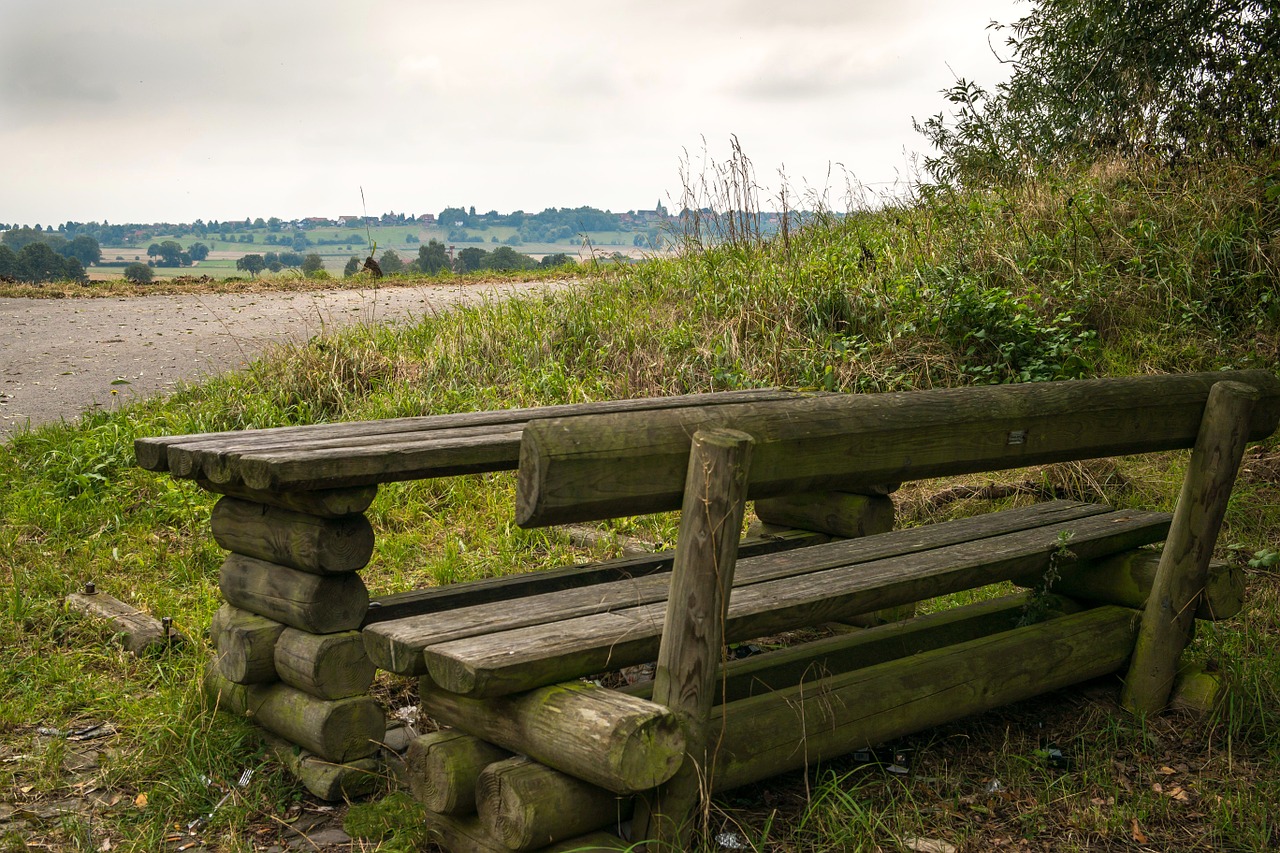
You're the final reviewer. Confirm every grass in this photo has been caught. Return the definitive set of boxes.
[1,154,1278,851]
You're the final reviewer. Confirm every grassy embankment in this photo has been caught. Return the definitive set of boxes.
[2,157,1278,851]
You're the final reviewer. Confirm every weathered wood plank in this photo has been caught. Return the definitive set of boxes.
[203,668,385,762]
[209,603,285,684]
[423,509,1169,696]
[210,497,374,574]
[138,389,810,482]
[220,554,368,633]
[517,370,1280,526]
[754,491,895,538]
[477,756,633,851]
[406,730,511,815]
[631,430,752,847]
[1123,380,1259,714]
[273,628,376,700]
[416,677,684,795]
[362,527,830,626]
[65,589,183,654]
[422,812,632,853]
[364,500,1111,675]
[622,593,1057,704]
[709,605,1140,791]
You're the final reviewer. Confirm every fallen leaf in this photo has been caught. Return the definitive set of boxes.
[902,838,958,853]
[1131,818,1148,843]
[134,792,147,808]
[98,838,112,852]
[1159,765,1177,775]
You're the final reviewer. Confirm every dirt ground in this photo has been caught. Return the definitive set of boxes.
[0,280,553,439]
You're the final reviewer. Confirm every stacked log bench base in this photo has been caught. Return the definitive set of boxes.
[137,373,1280,852]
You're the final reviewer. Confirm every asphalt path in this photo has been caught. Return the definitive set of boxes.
[0,280,553,439]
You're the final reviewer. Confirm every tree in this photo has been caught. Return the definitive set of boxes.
[277,251,304,267]
[455,246,489,273]
[343,256,361,277]
[62,235,101,266]
[235,254,266,277]
[540,252,572,268]
[378,249,405,275]
[917,0,1280,185]
[0,245,20,279]
[156,240,185,266]
[147,242,163,261]
[188,242,210,261]
[17,242,67,283]
[486,246,537,271]
[1,226,46,251]
[123,262,153,284]
[301,254,325,277]
[416,240,451,275]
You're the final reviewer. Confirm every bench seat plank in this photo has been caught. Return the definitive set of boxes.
[137,389,813,483]
[365,500,1112,675]
[419,508,1170,696]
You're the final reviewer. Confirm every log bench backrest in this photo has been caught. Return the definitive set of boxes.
[516,370,1280,527]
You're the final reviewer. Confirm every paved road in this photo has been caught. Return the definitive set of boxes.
[0,281,552,438]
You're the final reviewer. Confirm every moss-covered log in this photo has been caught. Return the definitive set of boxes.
[406,730,511,816]
[203,668,384,762]
[477,756,633,851]
[1124,380,1259,714]
[220,554,368,633]
[209,603,285,684]
[417,677,683,795]
[1052,550,1241,620]
[273,628,375,700]
[710,606,1139,791]
[754,491,895,538]
[263,734,380,801]
[423,812,631,853]
[517,370,1280,526]
[211,497,374,574]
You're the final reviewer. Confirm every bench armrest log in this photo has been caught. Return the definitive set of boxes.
[632,429,753,847]
[516,370,1280,526]
[1123,380,1259,713]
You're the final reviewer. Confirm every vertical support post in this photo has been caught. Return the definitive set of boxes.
[1122,380,1259,714]
[632,428,754,851]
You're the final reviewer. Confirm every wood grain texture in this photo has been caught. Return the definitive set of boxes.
[65,590,180,654]
[416,677,684,795]
[365,500,1111,675]
[477,756,632,851]
[754,491,895,538]
[273,628,375,700]
[1123,380,1259,714]
[211,497,374,574]
[262,733,380,801]
[632,429,752,847]
[406,730,511,815]
[219,554,368,633]
[422,509,1169,696]
[209,603,285,684]
[517,370,1280,526]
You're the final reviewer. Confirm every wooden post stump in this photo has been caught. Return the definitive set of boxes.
[407,730,511,816]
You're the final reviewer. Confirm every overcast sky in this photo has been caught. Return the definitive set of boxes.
[1,0,1020,225]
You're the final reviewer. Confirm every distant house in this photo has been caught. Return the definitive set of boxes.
[418,213,437,225]
[339,216,363,227]
[303,217,335,227]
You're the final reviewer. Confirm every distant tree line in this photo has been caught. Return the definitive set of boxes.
[0,227,101,283]
[333,240,571,279]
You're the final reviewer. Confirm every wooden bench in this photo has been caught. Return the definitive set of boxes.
[139,371,1280,852]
